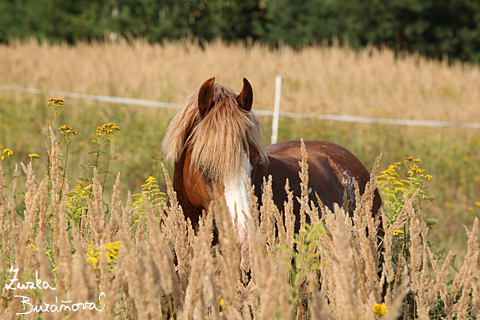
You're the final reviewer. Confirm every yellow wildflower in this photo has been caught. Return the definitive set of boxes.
[393,229,404,236]
[373,303,389,316]
[475,202,480,207]
[219,298,226,315]
[1,148,13,160]
[58,125,72,131]
[29,153,41,158]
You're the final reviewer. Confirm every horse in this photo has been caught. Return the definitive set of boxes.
[162,77,382,242]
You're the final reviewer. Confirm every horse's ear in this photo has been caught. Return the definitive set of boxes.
[237,78,253,112]
[198,77,215,118]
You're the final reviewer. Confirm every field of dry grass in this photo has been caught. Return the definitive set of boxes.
[0,129,479,319]
[1,39,480,318]
[1,38,480,122]
[1,39,479,260]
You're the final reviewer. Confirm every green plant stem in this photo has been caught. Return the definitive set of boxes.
[6,158,13,185]
[102,142,112,191]
[94,143,101,169]
[60,142,69,195]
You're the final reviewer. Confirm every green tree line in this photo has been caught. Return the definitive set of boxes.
[1,0,480,63]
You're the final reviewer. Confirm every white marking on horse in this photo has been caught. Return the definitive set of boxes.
[341,171,352,188]
[224,152,252,243]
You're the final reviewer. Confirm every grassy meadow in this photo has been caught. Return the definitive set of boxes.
[0,39,480,318]
[1,38,479,256]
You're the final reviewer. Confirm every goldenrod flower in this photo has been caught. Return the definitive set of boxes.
[219,298,226,315]
[96,122,121,139]
[29,153,41,158]
[426,175,432,180]
[85,241,121,270]
[393,229,404,236]
[58,125,72,131]
[1,148,13,160]
[3,148,13,156]
[373,303,389,316]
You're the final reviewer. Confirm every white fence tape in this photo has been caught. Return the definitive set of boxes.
[1,84,479,129]
[0,84,177,109]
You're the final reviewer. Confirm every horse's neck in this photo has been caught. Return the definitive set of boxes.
[172,152,203,229]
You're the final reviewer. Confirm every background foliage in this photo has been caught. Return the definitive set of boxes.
[2,0,480,63]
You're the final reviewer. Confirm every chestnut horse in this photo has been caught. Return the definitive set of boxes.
[162,77,381,240]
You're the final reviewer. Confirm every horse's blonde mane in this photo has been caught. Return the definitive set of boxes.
[162,84,267,183]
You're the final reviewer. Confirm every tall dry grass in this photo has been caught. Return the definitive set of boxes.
[1,128,479,319]
[1,38,480,123]
[1,38,479,266]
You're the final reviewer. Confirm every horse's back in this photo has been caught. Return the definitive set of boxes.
[255,140,380,222]
[266,140,372,187]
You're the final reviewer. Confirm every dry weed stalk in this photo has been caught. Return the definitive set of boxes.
[182,205,217,319]
[210,189,242,316]
[259,175,277,253]
[160,163,195,293]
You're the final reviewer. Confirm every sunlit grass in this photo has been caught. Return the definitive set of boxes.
[1,39,479,268]
[0,95,479,319]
